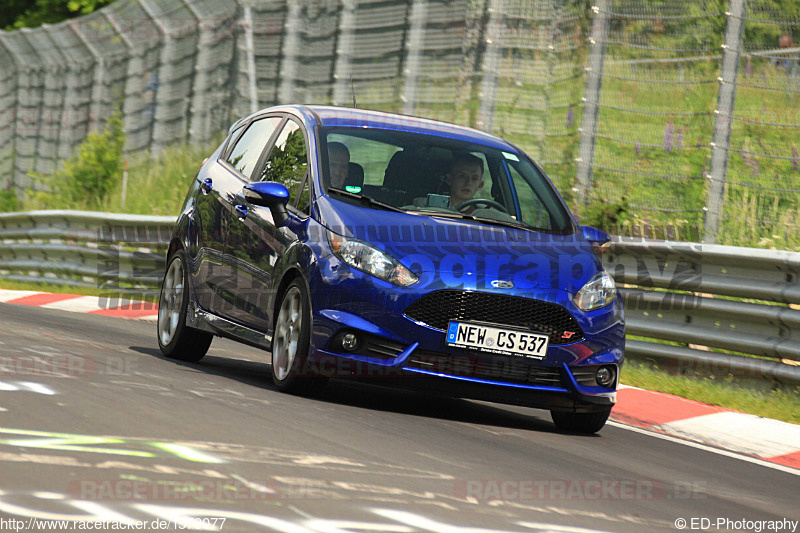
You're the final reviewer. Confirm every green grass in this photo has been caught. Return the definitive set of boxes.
[20,135,224,216]
[586,61,800,249]
[621,359,800,425]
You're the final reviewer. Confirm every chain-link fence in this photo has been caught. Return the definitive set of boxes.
[721,0,800,248]
[0,0,797,246]
[578,0,799,245]
[579,0,721,240]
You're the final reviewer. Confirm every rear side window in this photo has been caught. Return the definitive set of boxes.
[225,117,282,178]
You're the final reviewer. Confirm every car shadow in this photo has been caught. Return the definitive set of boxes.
[131,343,595,437]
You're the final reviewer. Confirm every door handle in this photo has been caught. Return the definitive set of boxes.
[235,204,248,219]
[201,178,212,194]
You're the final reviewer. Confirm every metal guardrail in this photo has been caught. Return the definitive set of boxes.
[0,210,174,295]
[603,238,800,387]
[2,210,799,386]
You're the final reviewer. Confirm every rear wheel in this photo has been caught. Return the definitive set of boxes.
[157,251,212,362]
[551,406,612,434]
[271,280,327,395]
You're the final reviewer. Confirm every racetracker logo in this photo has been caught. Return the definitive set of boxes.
[453,479,707,501]
[67,479,279,502]
[0,355,135,378]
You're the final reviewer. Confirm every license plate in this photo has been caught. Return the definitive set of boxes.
[446,321,549,359]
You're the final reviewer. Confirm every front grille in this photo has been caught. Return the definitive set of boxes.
[363,337,406,359]
[570,366,599,387]
[403,290,584,345]
[405,353,563,388]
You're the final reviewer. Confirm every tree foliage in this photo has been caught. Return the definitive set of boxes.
[1,0,116,30]
[41,107,126,209]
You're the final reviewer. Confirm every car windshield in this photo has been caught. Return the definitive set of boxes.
[320,127,575,234]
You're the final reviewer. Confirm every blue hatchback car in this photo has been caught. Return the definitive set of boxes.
[158,105,624,433]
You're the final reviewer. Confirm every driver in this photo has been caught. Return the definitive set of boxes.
[446,153,485,211]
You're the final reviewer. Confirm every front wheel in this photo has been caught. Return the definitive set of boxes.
[271,280,327,395]
[551,406,612,434]
[157,251,212,362]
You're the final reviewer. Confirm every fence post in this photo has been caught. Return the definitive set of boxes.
[476,0,503,132]
[542,0,558,167]
[99,10,140,153]
[401,0,427,116]
[574,0,609,211]
[179,0,209,143]
[0,35,20,196]
[242,2,259,115]
[35,26,70,177]
[277,2,302,105]
[332,0,356,107]
[68,19,105,134]
[136,0,171,156]
[704,0,746,244]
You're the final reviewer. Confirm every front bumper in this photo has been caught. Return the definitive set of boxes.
[306,256,624,413]
[303,343,620,412]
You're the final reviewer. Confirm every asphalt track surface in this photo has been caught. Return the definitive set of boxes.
[1,303,798,532]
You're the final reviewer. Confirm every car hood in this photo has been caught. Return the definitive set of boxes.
[316,196,601,295]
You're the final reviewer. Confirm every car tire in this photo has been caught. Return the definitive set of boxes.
[550,406,612,434]
[157,251,212,362]
[271,279,327,395]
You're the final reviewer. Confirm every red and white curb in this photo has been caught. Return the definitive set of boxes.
[2,288,799,471]
[0,289,158,321]
[612,385,800,472]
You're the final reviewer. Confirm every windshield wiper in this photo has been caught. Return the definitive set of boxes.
[328,187,405,213]
[422,210,522,228]
[422,211,562,233]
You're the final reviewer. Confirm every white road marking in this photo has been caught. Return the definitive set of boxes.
[652,411,800,459]
[0,381,56,395]
[41,296,106,313]
[0,290,40,302]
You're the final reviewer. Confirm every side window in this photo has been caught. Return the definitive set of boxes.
[224,123,246,155]
[508,164,550,228]
[224,117,282,178]
[260,119,309,208]
[295,174,311,214]
[326,133,400,187]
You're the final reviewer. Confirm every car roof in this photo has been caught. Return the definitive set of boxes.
[241,105,519,152]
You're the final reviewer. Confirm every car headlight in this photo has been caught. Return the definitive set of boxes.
[573,271,617,311]
[327,230,418,287]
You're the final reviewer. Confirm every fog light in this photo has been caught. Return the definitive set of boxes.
[341,332,359,352]
[596,366,616,388]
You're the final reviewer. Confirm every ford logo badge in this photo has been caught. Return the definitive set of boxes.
[490,280,514,289]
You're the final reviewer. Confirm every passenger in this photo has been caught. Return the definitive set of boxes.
[328,142,350,189]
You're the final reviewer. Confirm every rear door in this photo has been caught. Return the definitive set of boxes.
[188,125,247,313]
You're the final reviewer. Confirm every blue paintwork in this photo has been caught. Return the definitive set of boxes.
[580,225,611,245]
[169,104,625,413]
[401,368,571,392]
[310,342,420,368]
[244,181,290,204]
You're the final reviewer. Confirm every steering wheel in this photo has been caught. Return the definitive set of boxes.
[455,198,509,213]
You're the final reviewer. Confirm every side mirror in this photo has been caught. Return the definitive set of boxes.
[580,225,611,254]
[243,181,290,227]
